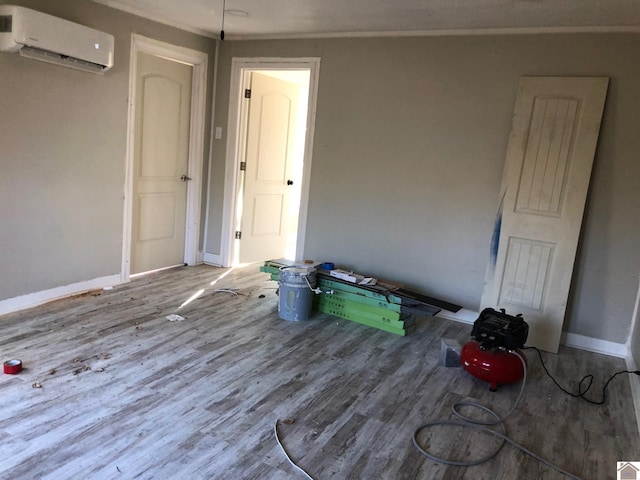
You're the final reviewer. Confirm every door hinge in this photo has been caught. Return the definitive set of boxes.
[244,88,251,99]
[240,161,247,171]
[235,231,242,240]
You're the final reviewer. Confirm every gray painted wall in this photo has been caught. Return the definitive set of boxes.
[206,35,640,345]
[2,0,638,348]
[0,0,216,299]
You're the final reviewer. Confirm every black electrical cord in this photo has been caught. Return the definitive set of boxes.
[523,346,640,405]
[220,0,226,40]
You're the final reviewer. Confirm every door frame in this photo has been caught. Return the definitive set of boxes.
[121,34,208,282]
[218,57,321,267]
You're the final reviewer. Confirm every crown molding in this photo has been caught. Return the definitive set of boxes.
[226,25,640,41]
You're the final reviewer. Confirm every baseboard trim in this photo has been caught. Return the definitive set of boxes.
[203,252,223,266]
[0,274,122,317]
[626,353,640,440]
[437,309,628,358]
[436,308,478,325]
[561,332,628,358]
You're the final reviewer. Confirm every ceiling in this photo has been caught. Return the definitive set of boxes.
[91,0,640,39]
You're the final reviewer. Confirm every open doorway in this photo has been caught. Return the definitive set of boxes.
[219,58,320,267]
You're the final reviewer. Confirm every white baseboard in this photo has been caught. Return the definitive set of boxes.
[203,252,223,266]
[626,353,640,440]
[561,332,628,358]
[436,308,478,325]
[0,274,122,317]
[437,309,628,359]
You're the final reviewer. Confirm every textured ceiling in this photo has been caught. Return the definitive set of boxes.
[90,0,640,39]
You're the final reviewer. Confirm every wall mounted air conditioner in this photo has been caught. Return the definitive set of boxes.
[0,5,114,74]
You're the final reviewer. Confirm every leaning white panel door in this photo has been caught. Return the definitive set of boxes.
[481,77,608,353]
[131,52,193,274]
[239,72,300,264]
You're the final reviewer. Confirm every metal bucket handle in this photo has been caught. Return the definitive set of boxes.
[279,266,332,295]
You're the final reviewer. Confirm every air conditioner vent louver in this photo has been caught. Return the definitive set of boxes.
[20,46,108,73]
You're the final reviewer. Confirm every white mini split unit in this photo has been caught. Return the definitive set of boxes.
[0,5,114,74]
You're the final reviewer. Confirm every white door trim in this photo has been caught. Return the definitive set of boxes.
[219,57,321,267]
[122,34,208,282]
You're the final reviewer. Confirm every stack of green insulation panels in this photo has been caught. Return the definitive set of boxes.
[260,259,427,336]
[312,277,416,336]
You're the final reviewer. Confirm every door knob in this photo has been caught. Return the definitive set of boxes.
[180,175,192,182]
[287,179,294,186]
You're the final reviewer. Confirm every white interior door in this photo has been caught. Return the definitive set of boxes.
[238,72,301,264]
[481,76,609,353]
[131,52,193,274]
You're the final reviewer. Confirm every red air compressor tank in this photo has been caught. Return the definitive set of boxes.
[461,340,526,391]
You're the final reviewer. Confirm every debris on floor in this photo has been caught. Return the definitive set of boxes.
[212,288,239,296]
[166,314,185,322]
[73,364,91,375]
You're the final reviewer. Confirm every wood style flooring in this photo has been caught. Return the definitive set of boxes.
[0,264,638,479]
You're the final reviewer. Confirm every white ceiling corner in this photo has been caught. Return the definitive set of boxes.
[89,0,640,39]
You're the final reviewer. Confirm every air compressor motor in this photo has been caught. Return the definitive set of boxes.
[471,307,528,350]
[461,308,529,391]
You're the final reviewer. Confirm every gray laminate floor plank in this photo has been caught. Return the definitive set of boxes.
[0,264,637,480]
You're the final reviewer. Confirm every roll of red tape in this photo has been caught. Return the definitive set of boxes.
[4,359,23,374]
